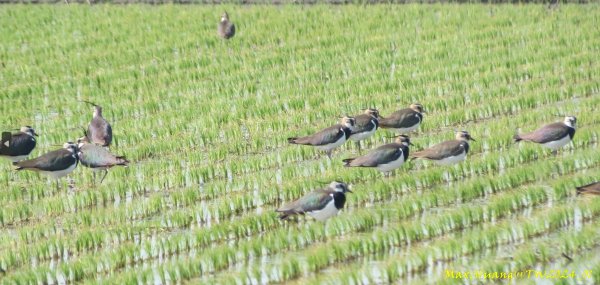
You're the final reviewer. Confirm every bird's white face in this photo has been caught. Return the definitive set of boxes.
[20,126,36,137]
[330,181,350,193]
[455,131,474,141]
[410,103,424,113]
[564,116,577,128]
[341,117,356,129]
[63,142,78,153]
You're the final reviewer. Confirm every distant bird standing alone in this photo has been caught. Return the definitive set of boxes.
[343,135,412,177]
[412,131,475,166]
[82,101,113,147]
[514,116,576,155]
[0,126,38,162]
[77,137,129,184]
[218,12,236,39]
[348,108,379,153]
[288,116,356,158]
[276,181,352,222]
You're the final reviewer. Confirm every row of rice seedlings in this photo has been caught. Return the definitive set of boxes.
[3,130,598,270]
[17,155,596,282]
[203,169,598,284]
[88,169,599,285]
[427,220,600,285]
[301,197,600,285]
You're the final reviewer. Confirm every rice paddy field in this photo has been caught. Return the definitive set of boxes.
[1,3,600,284]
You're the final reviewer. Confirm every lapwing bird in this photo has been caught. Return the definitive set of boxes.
[82,101,113,147]
[412,131,475,166]
[0,126,38,162]
[288,116,356,158]
[379,103,425,134]
[576,182,600,196]
[514,116,576,154]
[348,108,379,153]
[77,137,129,184]
[276,181,351,222]
[218,12,236,39]
[343,135,412,177]
[14,142,79,189]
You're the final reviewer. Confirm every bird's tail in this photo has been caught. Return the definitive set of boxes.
[513,134,522,143]
[287,137,298,144]
[12,162,24,171]
[116,156,130,166]
[342,158,355,167]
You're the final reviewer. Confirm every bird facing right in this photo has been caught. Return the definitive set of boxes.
[412,131,475,166]
[218,12,236,39]
[77,137,129,184]
[0,126,38,162]
[379,103,425,134]
[13,142,79,181]
[287,116,356,158]
[343,135,412,177]
[276,181,352,222]
[514,116,576,154]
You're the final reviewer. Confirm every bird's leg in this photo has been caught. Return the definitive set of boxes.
[99,170,108,184]
[355,141,362,154]
[92,171,96,186]
[55,180,60,191]
[326,150,333,159]
[552,150,558,156]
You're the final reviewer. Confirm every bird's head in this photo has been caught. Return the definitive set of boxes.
[63,142,79,153]
[564,116,577,128]
[221,12,229,22]
[329,181,352,193]
[410,103,425,114]
[395,134,413,146]
[20,126,38,137]
[340,116,356,130]
[455,130,475,141]
[363,108,380,119]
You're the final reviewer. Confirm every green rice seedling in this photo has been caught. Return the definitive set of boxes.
[1,4,600,284]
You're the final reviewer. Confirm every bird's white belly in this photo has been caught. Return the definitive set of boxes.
[349,128,376,142]
[433,152,466,166]
[316,135,347,152]
[541,135,571,150]
[377,155,405,172]
[42,163,77,179]
[391,123,420,134]
[1,155,28,163]
[308,200,339,222]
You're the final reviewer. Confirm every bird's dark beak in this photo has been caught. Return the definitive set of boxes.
[469,136,476,141]
[346,189,353,193]
[409,142,414,146]
[33,132,39,137]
